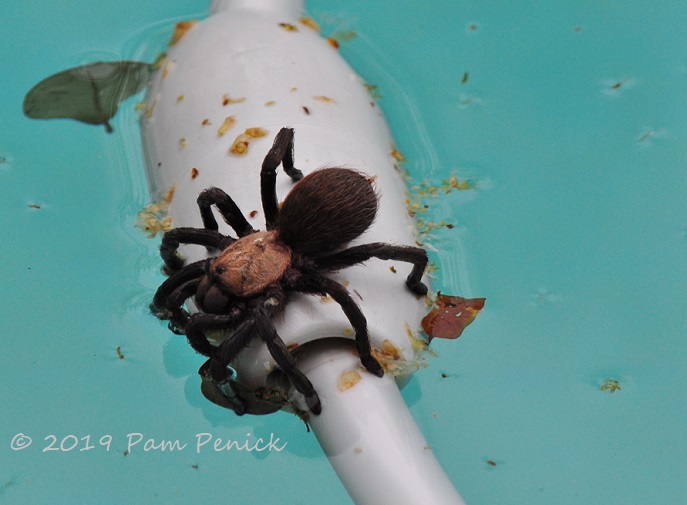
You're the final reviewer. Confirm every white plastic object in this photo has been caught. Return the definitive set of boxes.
[298,340,466,505]
[140,1,466,504]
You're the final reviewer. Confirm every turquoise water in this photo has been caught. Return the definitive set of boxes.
[3,0,687,503]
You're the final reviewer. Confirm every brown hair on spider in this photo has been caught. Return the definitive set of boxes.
[152,127,428,417]
[277,167,378,255]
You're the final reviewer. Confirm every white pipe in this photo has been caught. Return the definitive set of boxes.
[141,2,466,504]
[210,0,304,15]
[298,340,465,505]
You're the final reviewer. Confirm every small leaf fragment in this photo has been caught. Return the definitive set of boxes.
[134,184,176,238]
[217,116,236,136]
[331,31,358,44]
[390,148,407,162]
[279,22,299,32]
[313,95,335,103]
[337,370,362,391]
[222,94,245,106]
[229,127,269,155]
[169,20,198,45]
[422,293,485,342]
[299,16,320,32]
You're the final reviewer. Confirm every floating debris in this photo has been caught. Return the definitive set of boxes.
[229,127,269,155]
[169,20,198,45]
[278,22,299,32]
[466,23,479,33]
[152,53,167,71]
[637,128,665,145]
[365,83,382,99]
[329,30,358,46]
[162,60,175,79]
[459,93,483,108]
[222,94,246,106]
[602,77,636,96]
[415,218,455,235]
[371,332,433,377]
[406,175,473,235]
[412,176,473,198]
[421,293,485,342]
[599,379,621,393]
[338,370,362,391]
[299,16,320,32]
[390,148,407,162]
[135,99,156,120]
[217,116,236,136]
[313,95,335,103]
[135,184,176,238]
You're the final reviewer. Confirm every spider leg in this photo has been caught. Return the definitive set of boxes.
[160,227,233,272]
[197,187,255,238]
[261,127,304,229]
[186,311,245,359]
[186,312,250,415]
[162,278,201,334]
[315,243,429,295]
[253,307,322,415]
[151,260,205,323]
[205,292,321,415]
[290,271,384,378]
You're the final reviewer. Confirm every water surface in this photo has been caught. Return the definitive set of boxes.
[2,1,687,503]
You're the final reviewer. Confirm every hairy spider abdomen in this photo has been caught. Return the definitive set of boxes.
[277,168,378,255]
[212,231,292,297]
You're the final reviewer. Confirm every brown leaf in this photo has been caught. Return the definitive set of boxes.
[422,293,485,342]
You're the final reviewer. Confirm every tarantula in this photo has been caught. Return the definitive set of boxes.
[151,127,428,416]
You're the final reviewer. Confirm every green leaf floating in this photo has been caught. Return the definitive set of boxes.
[23,61,154,133]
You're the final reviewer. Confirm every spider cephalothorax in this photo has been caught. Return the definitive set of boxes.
[152,127,428,416]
